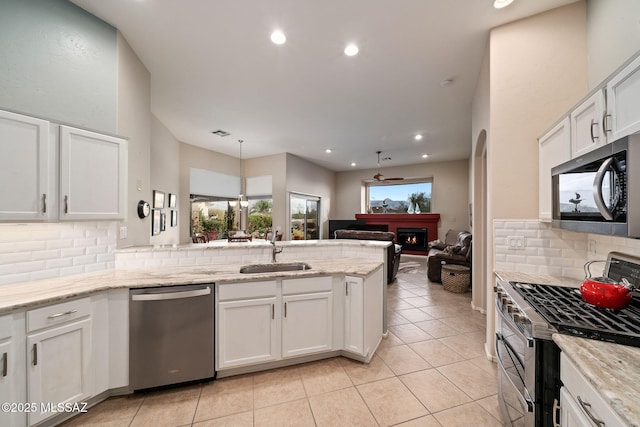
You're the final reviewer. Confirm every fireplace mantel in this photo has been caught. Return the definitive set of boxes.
[355,213,440,256]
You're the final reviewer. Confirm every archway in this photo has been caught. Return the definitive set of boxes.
[472,130,487,314]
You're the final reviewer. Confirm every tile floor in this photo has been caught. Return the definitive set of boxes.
[61,255,502,427]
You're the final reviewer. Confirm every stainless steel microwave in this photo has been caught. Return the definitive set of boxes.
[551,135,639,238]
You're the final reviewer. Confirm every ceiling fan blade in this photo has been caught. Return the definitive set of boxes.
[384,177,404,181]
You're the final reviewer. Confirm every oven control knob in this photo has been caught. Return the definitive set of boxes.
[513,313,529,324]
[501,296,510,305]
[507,304,518,314]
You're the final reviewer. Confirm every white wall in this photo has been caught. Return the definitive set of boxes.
[0,0,117,133]
[587,0,640,89]
[335,160,470,239]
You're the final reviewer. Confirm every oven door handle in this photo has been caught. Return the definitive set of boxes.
[495,331,526,371]
[495,333,534,413]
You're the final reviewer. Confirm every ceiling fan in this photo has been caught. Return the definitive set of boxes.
[368,151,404,182]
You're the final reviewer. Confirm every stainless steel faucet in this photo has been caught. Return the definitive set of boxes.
[270,229,283,262]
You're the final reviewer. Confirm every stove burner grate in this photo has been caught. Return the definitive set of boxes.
[510,282,640,348]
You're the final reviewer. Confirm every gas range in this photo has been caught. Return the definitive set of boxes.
[509,281,640,348]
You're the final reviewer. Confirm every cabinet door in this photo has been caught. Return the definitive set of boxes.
[0,110,51,220]
[344,276,364,355]
[570,90,606,158]
[217,297,278,369]
[559,387,591,427]
[606,54,640,141]
[0,313,27,427]
[59,126,127,220]
[538,117,570,221]
[27,318,93,426]
[282,291,333,358]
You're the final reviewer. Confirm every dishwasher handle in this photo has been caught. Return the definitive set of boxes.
[131,287,211,301]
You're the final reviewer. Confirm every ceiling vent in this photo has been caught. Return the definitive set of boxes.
[211,130,230,137]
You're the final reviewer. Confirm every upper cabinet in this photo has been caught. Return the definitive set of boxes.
[606,54,640,141]
[539,117,571,221]
[0,109,128,222]
[570,90,606,158]
[59,126,127,220]
[0,110,53,221]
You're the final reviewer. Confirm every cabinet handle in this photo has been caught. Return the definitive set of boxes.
[271,304,275,320]
[577,395,605,427]
[603,113,612,133]
[552,398,560,427]
[64,195,69,214]
[345,282,349,296]
[32,344,37,366]
[2,352,7,377]
[42,194,47,213]
[284,302,287,318]
[47,309,77,319]
[590,119,599,141]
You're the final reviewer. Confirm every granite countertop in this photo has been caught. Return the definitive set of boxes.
[495,270,639,426]
[553,334,640,427]
[0,258,383,314]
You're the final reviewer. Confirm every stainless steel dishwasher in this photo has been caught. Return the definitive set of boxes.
[129,284,214,390]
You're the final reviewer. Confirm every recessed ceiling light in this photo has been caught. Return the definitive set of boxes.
[270,30,286,45]
[422,154,428,158]
[414,134,423,141]
[325,148,332,153]
[351,162,356,167]
[493,0,514,9]
[344,44,359,57]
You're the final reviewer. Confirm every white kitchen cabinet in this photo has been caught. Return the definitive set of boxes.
[344,268,383,361]
[217,281,279,370]
[570,89,606,158]
[0,110,53,221]
[0,313,27,427]
[538,116,571,221]
[59,125,127,220]
[606,53,640,141]
[559,352,625,427]
[26,298,93,426]
[281,277,333,358]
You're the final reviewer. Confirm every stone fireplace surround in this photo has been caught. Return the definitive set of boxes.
[355,214,440,256]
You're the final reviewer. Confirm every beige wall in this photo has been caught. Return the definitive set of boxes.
[488,2,588,220]
[116,33,152,248]
[587,0,640,89]
[335,160,469,239]
[150,116,181,245]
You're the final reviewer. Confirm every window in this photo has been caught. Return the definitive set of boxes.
[366,180,432,213]
[290,194,320,240]
[190,194,273,240]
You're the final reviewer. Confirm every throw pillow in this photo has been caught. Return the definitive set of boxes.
[443,245,462,255]
[429,239,447,250]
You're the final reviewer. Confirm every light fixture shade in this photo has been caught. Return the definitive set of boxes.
[240,200,249,208]
[228,200,237,207]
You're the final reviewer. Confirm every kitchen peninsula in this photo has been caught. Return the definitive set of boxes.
[0,239,388,426]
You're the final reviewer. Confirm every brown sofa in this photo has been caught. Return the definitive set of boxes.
[427,229,472,283]
[334,229,402,284]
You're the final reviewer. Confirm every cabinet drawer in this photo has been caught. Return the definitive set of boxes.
[0,314,12,339]
[27,297,91,332]
[282,276,332,295]
[218,281,277,301]
[560,352,625,426]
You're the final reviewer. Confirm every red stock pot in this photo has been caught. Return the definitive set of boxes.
[581,260,635,310]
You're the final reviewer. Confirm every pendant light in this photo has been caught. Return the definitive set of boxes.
[229,140,249,208]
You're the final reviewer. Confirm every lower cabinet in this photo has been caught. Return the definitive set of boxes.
[344,269,383,360]
[559,352,625,427]
[218,296,279,369]
[282,277,333,358]
[26,298,93,426]
[0,313,26,427]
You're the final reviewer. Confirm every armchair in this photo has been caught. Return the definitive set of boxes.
[427,230,472,283]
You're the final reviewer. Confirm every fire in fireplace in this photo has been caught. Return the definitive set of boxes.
[397,227,428,252]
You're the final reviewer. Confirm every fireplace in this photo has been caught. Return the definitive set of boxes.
[397,228,428,252]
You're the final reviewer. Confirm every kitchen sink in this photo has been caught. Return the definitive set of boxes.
[239,262,312,274]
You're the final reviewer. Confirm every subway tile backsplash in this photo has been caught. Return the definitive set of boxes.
[0,222,117,286]
[494,220,640,279]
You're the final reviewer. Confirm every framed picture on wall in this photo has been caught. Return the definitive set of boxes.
[152,210,161,236]
[153,190,165,209]
[171,210,178,227]
[160,212,166,231]
[168,193,177,208]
